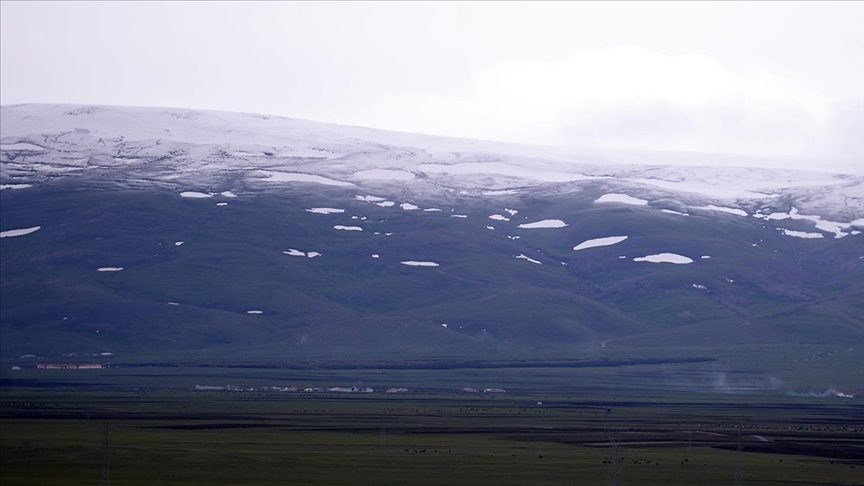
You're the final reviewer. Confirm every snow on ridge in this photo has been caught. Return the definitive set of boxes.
[573,235,628,251]
[220,191,238,198]
[418,162,603,183]
[0,226,41,238]
[633,253,693,264]
[307,207,345,214]
[356,195,387,202]
[518,219,568,229]
[596,193,648,206]
[661,209,688,216]
[515,254,542,264]
[258,171,353,187]
[401,261,439,267]
[1,142,46,152]
[354,169,415,181]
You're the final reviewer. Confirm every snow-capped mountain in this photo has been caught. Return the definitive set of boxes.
[1,104,862,359]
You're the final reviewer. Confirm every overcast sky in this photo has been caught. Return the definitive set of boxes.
[1,1,862,174]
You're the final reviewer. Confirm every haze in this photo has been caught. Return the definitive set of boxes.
[1,1,862,174]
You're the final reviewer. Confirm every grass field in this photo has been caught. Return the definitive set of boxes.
[2,356,862,486]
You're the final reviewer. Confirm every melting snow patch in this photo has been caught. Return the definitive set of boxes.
[596,193,648,206]
[701,255,711,259]
[697,205,748,217]
[216,202,228,206]
[483,189,518,196]
[519,219,568,229]
[306,252,321,258]
[0,226,41,238]
[440,323,448,329]
[0,184,33,190]
[174,241,184,246]
[661,209,688,216]
[180,191,212,198]
[247,310,263,314]
[371,254,380,259]
[259,171,353,186]
[283,249,306,257]
[424,208,443,212]
[486,225,495,230]
[354,169,415,181]
[168,302,180,306]
[633,253,693,264]
[573,236,628,251]
[763,208,852,238]
[692,284,708,290]
[618,256,627,259]
[515,254,542,265]
[401,203,419,210]
[489,214,510,221]
[505,208,519,216]
[377,201,395,207]
[781,229,823,239]
[451,214,468,218]
[97,267,124,272]
[220,191,238,198]
[307,207,345,214]
[334,225,363,231]
[401,261,439,267]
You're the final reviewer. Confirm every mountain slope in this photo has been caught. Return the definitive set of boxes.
[1,104,863,359]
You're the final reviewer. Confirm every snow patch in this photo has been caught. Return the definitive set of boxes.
[283,249,306,257]
[633,253,693,264]
[216,202,228,206]
[489,214,510,221]
[504,208,518,216]
[401,261,439,267]
[174,241,184,246]
[661,209,688,216]
[0,184,33,190]
[97,267,124,272]
[451,214,468,218]
[697,205,748,217]
[246,310,263,314]
[515,254,542,265]
[371,254,380,259]
[0,226,41,238]
[180,191,212,198]
[573,235,628,251]
[782,229,823,239]
[334,225,363,231]
[692,284,708,290]
[401,203,420,210]
[220,191,238,198]
[377,201,395,207]
[518,219,568,229]
[306,207,345,215]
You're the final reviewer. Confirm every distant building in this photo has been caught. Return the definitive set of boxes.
[36,363,103,370]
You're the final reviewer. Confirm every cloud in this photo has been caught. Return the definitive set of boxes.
[345,46,863,174]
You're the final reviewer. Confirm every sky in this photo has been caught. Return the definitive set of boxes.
[1,1,863,174]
